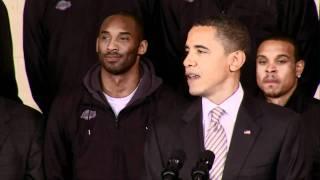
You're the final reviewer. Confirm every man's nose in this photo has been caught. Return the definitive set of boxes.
[107,39,119,51]
[266,63,276,73]
[183,53,196,67]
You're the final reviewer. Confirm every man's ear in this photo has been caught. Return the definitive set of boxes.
[138,40,148,55]
[229,50,246,72]
[296,59,305,78]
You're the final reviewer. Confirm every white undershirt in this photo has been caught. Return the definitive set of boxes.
[202,84,244,150]
[104,85,139,117]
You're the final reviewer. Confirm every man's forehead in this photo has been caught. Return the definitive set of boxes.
[188,26,217,38]
[100,15,136,31]
[186,26,219,47]
[258,40,294,54]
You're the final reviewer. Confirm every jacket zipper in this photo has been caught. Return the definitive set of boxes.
[115,117,119,128]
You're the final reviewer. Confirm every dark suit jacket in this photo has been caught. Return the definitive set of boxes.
[285,87,320,180]
[145,93,305,180]
[0,97,44,180]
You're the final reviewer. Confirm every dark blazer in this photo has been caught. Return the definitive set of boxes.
[285,87,320,180]
[145,93,305,180]
[0,97,44,180]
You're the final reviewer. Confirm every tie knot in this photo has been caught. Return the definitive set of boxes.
[210,106,225,123]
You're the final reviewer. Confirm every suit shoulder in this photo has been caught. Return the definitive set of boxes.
[250,96,300,125]
[3,97,41,118]
[308,98,320,110]
[1,97,43,132]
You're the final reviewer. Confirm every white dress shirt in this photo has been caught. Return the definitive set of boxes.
[202,84,244,150]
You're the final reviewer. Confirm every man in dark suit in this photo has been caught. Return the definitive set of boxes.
[145,16,305,180]
[0,0,20,102]
[0,96,44,179]
[256,35,320,179]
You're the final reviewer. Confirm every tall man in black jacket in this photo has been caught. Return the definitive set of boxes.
[0,0,20,102]
[256,35,320,179]
[45,12,184,180]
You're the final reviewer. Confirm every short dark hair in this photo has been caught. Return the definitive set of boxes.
[260,34,301,62]
[99,11,145,40]
[193,15,251,56]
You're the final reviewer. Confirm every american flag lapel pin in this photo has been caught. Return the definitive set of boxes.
[243,130,251,135]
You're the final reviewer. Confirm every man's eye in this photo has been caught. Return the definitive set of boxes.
[101,35,109,40]
[277,59,287,64]
[119,36,129,41]
[258,60,266,65]
[197,49,206,54]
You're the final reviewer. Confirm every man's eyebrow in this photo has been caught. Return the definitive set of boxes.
[119,32,132,36]
[99,31,133,37]
[275,54,290,59]
[194,45,209,50]
[256,54,267,58]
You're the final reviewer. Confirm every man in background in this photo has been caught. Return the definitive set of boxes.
[0,0,20,102]
[256,35,320,179]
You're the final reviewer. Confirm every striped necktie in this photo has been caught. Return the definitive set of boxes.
[205,107,227,180]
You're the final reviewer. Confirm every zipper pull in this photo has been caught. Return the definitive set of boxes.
[115,119,119,128]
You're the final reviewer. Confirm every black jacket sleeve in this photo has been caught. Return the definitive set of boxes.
[25,108,45,180]
[23,0,51,114]
[276,115,306,180]
[44,95,74,180]
[3,98,45,180]
[0,1,20,102]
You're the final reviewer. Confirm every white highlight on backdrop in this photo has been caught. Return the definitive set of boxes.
[3,0,39,110]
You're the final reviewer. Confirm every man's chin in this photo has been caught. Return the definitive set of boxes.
[263,90,281,98]
[188,87,202,97]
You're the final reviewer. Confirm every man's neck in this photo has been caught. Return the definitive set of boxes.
[266,84,297,107]
[207,77,240,105]
[100,68,140,98]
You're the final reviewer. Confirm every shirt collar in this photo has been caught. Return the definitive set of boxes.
[202,83,244,121]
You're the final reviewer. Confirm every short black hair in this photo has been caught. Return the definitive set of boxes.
[99,11,145,40]
[260,34,301,62]
[193,15,251,56]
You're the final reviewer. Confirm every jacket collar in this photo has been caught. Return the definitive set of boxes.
[82,58,162,107]
[222,93,262,179]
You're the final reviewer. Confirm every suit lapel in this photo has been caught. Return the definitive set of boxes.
[0,99,10,151]
[180,98,204,174]
[222,94,262,179]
